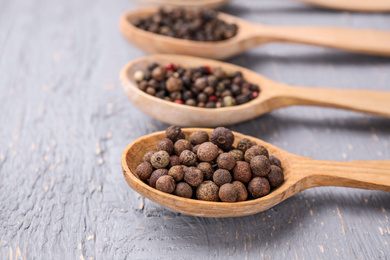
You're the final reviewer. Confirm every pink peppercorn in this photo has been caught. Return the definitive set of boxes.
[174,99,184,104]
[165,63,176,71]
[209,95,218,102]
[204,66,211,74]
[253,91,258,98]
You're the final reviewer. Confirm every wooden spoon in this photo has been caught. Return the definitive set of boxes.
[122,128,390,218]
[120,54,390,127]
[133,0,229,9]
[120,7,390,59]
[132,0,390,12]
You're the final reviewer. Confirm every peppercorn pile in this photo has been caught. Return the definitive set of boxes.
[136,126,284,202]
[133,63,260,108]
[133,7,238,42]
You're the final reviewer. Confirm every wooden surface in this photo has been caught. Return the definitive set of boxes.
[0,0,389,259]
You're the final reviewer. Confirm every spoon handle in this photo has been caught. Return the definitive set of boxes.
[276,85,390,117]
[296,159,390,191]
[256,26,390,57]
[294,0,390,12]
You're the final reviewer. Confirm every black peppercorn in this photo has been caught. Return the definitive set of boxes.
[189,130,209,145]
[213,169,232,186]
[196,181,219,201]
[248,177,270,199]
[156,138,174,155]
[210,127,234,151]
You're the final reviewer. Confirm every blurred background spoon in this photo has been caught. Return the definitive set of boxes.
[122,128,390,217]
[120,7,390,59]
[120,54,390,127]
[133,0,390,12]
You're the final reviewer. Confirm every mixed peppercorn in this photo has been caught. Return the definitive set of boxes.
[133,63,260,108]
[136,126,284,202]
[133,7,238,42]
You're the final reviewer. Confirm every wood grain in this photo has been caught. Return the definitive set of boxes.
[0,0,389,259]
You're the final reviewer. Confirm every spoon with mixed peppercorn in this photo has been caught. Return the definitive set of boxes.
[133,0,390,12]
[120,7,390,59]
[120,54,390,127]
[121,127,390,218]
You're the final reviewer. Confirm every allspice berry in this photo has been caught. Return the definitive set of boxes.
[250,155,271,177]
[189,130,209,145]
[166,77,183,92]
[169,155,180,168]
[266,165,284,188]
[245,145,269,163]
[219,183,238,202]
[143,151,156,163]
[213,169,232,186]
[136,162,153,180]
[152,66,166,81]
[269,155,282,168]
[192,144,201,154]
[228,149,244,162]
[217,153,236,170]
[248,177,270,199]
[232,181,248,201]
[165,125,182,142]
[237,138,253,152]
[149,169,168,188]
[168,165,184,182]
[156,175,176,193]
[150,150,170,169]
[197,142,219,162]
[180,150,197,166]
[157,138,174,155]
[196,181,219,201]
[174,139,192,156]
[232,161,252,183]
[197,162,214,180]
[174,182,193,198]
[210,127,235,151]
[184,167,204,187]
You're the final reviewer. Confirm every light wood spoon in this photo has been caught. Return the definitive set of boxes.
[120,54,390,127]
[132,0,390,12]
[120,7,390,59]
[122,128,390,218]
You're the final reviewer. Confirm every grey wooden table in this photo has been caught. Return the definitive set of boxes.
[1,0,390,259]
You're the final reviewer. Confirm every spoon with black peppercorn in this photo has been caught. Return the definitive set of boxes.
[120,7,390,59]
[122,128,390,218]
[133,0,390,12]
[120,54,390,127]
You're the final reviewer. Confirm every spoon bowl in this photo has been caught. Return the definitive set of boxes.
[134,0,230,9]
[121,128,390,218]
[120,7,390,59]
[120,54,390,127]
